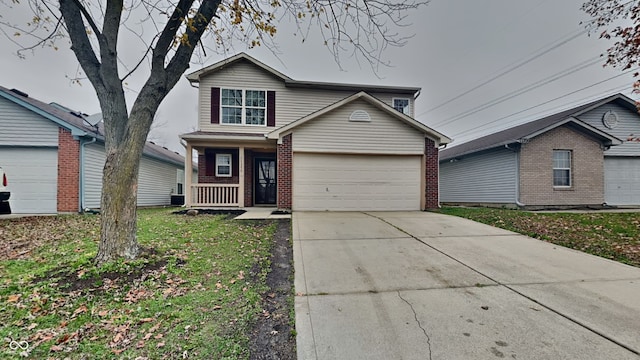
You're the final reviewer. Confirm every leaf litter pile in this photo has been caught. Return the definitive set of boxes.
[439,207,640,267]
[0,208,295,359]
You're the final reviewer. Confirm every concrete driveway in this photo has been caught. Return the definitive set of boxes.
[293,211,640,360]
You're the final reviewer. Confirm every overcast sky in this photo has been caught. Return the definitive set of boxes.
[0,0,634,154]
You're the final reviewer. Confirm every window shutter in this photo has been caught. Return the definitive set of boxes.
[211,87,220,124]
[232,151,239,177]
[267,91,276,127]
[205,150,215,176]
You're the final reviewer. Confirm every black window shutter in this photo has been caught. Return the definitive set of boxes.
[211,87,220,124]
[232,150,239,177]
[205,150,215,176]
[267,91,276,127]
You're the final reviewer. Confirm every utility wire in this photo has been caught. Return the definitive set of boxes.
[419,27,589,118]
[447,70,636,139]
[429,55,603,127]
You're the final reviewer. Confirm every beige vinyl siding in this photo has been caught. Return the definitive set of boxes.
[579,103,640,157]
[197,61,410,133]
[0,97,59,146]
[292,99,425,154]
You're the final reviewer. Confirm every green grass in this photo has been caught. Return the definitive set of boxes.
[437,207,640,267]
[0,208,277,359]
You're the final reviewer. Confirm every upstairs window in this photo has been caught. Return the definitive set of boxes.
[393,98,410,115]
[221,89,266,125]
[553,150,571,187]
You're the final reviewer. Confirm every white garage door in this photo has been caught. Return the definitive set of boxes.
[293,153,421,211]
[0,148,58,213]
[605,157,640,206]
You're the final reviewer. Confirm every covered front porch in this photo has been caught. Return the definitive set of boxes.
[182,132,278,208]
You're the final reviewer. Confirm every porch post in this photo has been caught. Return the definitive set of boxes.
[185,143,193,208]
[238,146,245,207]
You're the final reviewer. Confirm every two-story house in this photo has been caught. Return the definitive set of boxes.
[439,93,640,208]
[181,53,451,211]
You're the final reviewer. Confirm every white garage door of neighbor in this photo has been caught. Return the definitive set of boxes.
[0,147,58,213]
[605,157,640,206]
[293,153,422,211]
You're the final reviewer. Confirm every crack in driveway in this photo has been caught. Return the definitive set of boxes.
[397,290,433,360]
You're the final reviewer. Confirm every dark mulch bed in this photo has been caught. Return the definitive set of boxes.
[249,219,296,360]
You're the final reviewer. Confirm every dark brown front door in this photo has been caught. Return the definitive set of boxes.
[255,158,276,205]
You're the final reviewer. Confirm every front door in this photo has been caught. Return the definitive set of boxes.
[255,158,276,205]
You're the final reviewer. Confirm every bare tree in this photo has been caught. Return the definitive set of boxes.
[1,0,428,264]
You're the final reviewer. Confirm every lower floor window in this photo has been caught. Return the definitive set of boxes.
[216,154,232,177]
[553,150,571,187]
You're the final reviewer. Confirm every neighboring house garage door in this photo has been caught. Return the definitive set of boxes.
[0,147,58,213]
[605,157,640,206]
[293,153,421,211]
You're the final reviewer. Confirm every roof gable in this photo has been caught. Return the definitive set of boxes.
[439,94,628,161]
[267,91,451,145]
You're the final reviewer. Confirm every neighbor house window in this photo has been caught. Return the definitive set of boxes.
[216,154,232,177]
[221,89,266,125]
[393,98,410,115]
[553,150,571,187]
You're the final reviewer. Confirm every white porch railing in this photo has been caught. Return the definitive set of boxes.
[190,184,240,207]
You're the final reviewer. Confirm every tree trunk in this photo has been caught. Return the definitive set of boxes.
[94,143,142,264]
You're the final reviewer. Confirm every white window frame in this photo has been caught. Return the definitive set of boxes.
[176,169,185,194]
[392,98,411,115]
[216,154,232,177]
[220,88,267,126]
[553,150,571,188]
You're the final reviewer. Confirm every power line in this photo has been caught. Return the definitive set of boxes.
[429,55,603,127]
[419,27,589,118]
[447,69,636,140]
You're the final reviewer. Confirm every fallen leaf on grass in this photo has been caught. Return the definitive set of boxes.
[7,294,21,302]
[50,345,64,352]
[157,341,165,348]
[26,323,38,330]
[73,305,88,316]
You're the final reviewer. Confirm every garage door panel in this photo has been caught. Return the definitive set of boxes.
[605,157,640,206]
[0,148,58,213]
[293,153,421,211]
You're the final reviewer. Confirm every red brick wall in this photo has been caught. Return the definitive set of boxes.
[277,134,292,210]
[425,138,439,209]
[57,128,80,212]
[198,149,240,184]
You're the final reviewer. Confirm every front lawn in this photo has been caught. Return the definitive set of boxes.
[0,208,285,359]
[438,207,640,268]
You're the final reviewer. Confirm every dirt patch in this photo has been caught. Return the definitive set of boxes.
[249,219,296,360]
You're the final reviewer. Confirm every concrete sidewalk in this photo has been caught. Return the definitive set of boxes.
[293,211,640,360]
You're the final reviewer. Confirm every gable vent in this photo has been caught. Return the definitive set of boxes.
[349,110,371,122]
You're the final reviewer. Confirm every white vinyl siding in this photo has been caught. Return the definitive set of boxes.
[197,61,413,133]
[83,143,184,208]
[440,148,518,204]
[579,103,640,157]
[0,147,58,213]
[0,97,59,146]
[293,153,421,211]
[604,157,640,205]
[292,99,425,155]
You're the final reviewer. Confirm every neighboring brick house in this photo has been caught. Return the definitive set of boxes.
[0,86,193,214]
[180,53,451,211]
[439,93,640,208]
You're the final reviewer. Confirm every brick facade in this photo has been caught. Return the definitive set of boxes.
[277,134,292,209]
[519,126,605,206]
[57,128,80,212]
[425,138,440,209]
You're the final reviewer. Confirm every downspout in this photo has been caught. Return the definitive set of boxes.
[505,144,525,207]
[79,136,97,212]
